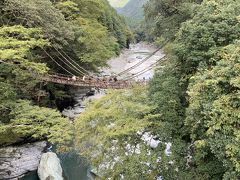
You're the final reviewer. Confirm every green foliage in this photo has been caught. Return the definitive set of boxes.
[146,0,240,179]
[75,88,163,179]
[0,25,49,98]
[149,58,185,140]
[144,0,201,41]
[0,25,73,149]
[72,17,119,68]
[69,0,130,49]
[2,0,74,45]
[186,43,240,178]
[0,100,73,149]
[54,0,131,69]
[174,0,240,75]
[97,0,132,48]
[0,25,49,73]
[1,0,130,72]
[0,0,131,153]
[117,0,147,20]
[0,82,16,123]
[55,1,79,21]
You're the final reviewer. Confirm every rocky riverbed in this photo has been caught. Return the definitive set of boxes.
[103,42,165,80]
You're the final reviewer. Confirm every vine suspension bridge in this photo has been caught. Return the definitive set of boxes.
[39,45,166,89]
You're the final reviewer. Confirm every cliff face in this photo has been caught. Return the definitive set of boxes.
[0,141,47,179]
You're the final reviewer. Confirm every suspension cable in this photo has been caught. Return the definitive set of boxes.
[124,65,157,81]
[123,57,167,80]
[52,46,86,76]
[117,48,161,76]
[123,63,157,80]
[54,54,84,76]
[1,19,78,76]
[59,49,90,75]
[117,42,167,76]
[34,19,90,76]
[41,48,75,76]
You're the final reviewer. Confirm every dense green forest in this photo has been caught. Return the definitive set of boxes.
[117,0,148,41]
[75,0,240,179]
[145,0,240,179]
[109,0,148,42]
[0,0,130,147]
[0,0,239,179]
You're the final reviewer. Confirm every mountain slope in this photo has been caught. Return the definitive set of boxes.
[117,0,148,20]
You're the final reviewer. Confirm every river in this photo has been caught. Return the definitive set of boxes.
[20,43,164,180]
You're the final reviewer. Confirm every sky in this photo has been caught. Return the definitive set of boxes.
[107,0,130,8]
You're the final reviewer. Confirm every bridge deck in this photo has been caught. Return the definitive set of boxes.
[40,74,146,89]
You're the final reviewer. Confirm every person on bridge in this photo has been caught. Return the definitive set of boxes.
[114,76,118,82]
[82,76,86,81]
[72,76,77,81]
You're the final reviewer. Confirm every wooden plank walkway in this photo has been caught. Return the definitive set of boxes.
[40,74,146,89]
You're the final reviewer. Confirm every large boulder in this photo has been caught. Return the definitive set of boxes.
[38,152,63,180]
[0,141,47,179]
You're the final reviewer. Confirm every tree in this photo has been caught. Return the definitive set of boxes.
[0,100,73,149]
[147,0,240,179]
[2,0,74,45]
[186,43,240,179]
[174,0,240,75]
[144,0,201,42]
[0,25,73,149]
[75,88,164,179]
[1,0,130,73]
[0,25,48,97]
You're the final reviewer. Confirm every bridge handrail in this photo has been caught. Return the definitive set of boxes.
[40,74,146,89]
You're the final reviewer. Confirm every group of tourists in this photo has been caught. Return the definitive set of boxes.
[48,73,147,89]
[79,75,118,83]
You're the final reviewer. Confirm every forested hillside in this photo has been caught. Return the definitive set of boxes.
[145,0,240,179]
[117,0,147,20]
[74,0,240,179]
[0,0,130,147]
[111,0,148,42]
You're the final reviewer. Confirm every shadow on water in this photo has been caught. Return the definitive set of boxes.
[21,171,39,180]
[59,151,90,180]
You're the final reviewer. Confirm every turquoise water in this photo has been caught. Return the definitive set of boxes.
[59,151,89,180]
[21,151,89,180]
[21,171,39,180]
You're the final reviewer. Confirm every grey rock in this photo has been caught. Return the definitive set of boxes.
[38,152,63,180]
[72,107,85,114]
[0,141,47,179]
